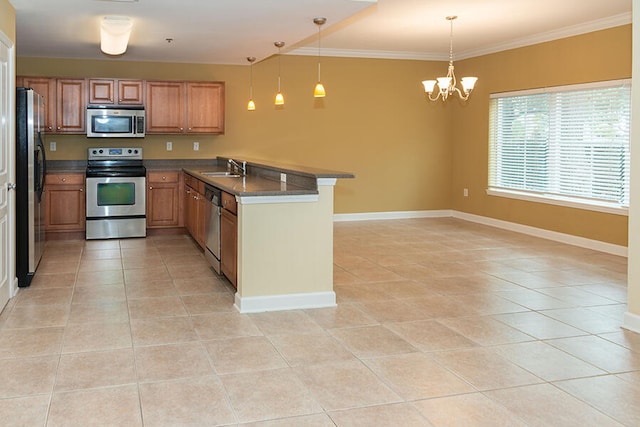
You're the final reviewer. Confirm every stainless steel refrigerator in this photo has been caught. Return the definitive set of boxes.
[16,87,46,287]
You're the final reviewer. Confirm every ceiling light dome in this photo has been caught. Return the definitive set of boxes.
[100,16,133,56]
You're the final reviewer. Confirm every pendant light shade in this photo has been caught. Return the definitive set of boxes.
[100,16,133,56]
[247,56,256,111]
[313,17,327,98]
[274,41,285,106]
[313,82,326,97]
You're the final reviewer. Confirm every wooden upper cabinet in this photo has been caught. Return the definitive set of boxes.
[56,79,86,133]
[88,79,144,105]
[118,80,144,104]
[88,79,114,104]
[20,77,57,132]
[145,81,185,133]
[186,82,225,134]
[146,80,225,134]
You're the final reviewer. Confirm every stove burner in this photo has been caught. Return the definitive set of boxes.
[86,147,146,178]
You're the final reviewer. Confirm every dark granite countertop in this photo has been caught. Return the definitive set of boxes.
[183,167,317,197]
[47,157,354,197]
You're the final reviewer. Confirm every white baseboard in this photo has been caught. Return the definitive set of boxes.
[333,210,452,222]
[333,209,627,257]
[623,312,640,334]
[234,291,336,314]
[452,211,627,257]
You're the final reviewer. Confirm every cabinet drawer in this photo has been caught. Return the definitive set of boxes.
[148,171,179,183]
[221,191,237,215]
[184,173,197,189]
[46,173,84,185]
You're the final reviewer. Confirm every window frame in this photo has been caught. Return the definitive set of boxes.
[487,79,631,217]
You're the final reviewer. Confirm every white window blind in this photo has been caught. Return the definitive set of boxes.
[488,80,631,212]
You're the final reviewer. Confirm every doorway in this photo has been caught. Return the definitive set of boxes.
[0,33,15,312]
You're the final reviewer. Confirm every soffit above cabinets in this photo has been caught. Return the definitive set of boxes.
[9,0,630,64]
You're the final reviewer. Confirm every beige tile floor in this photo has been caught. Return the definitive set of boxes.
[0,217,639,426]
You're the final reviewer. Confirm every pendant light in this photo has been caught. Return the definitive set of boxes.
[247,56,256,111]
[274,41,285,105]
[313,17,327,98]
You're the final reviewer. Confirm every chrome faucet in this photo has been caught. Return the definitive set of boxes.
[228,158,247,176]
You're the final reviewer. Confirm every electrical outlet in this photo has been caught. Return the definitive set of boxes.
[280,173,287,183]
[193,141,199,151]
[49,141,56,152]
[166,141,172,151]
[463,188,469,197]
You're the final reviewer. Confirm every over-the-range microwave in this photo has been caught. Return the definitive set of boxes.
[86,106,145,138]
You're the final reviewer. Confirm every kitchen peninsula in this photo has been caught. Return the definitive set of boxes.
[181,157,353,313]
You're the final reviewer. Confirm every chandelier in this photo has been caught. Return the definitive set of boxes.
[422,16,477,101]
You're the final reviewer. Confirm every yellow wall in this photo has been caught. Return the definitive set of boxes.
[18,55,452,216]
[452,25,631,246]
[0,0,15,42]
[17,24,631,246]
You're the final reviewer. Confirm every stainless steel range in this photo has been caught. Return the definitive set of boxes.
[85,147,146,240]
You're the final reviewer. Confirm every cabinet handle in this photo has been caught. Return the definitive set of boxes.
[48,126,52,131]
[57,126,61,130]
[180,128,184,131]
[162,176,166,180]
[79,188,83,192]
[149,186,153,190]
[61,178,66,182]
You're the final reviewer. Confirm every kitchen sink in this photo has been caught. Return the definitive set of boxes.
[201,171,242,178]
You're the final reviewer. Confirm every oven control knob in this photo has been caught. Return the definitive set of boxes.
[99,149,104,154]
[92,150,97,154]
[128,149,132,154]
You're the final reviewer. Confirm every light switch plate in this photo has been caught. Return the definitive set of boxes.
[50,141,56,152]
[166,141,172,151]
[193,141,199,151]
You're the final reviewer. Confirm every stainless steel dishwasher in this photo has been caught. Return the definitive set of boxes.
[204,185,222,274]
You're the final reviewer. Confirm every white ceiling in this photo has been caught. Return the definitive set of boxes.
[9,0,632,65]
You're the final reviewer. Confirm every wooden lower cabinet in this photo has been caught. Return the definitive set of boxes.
[147,171,180,228]
[220,192,237,287]
[183,174,206,249]
[44,173,85,232]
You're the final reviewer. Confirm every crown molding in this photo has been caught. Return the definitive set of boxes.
[455,12,631,60]
[287,12,631,62]
[287,47,446,61]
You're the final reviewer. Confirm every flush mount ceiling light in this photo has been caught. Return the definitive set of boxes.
[247,56,256,111]
[100,15,133,56]
[313,17,327,98]
[274,41,285,106]
[421,16,477,102]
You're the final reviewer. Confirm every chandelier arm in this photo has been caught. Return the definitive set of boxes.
[428,91,442,102]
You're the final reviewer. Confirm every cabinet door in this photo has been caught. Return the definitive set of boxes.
[118,80,144,105]
[88,79,115,104]
[186,82,225,134]
[56,79,86,133]
[44,174,85,231]
[220,206,237,288]
[21,77,56,132]
[195,194,206,249]
[145,81,185,133]
[147,172,180,227]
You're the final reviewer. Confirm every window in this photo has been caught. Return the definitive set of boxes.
[488,80,631,215]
